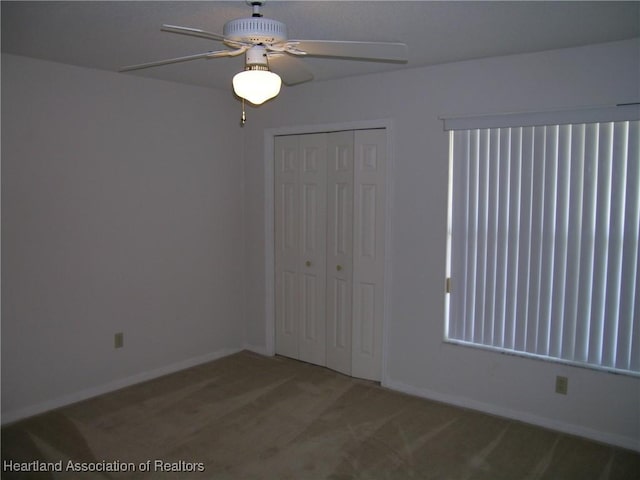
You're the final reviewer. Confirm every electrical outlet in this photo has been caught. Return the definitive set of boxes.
[114,332,124,349]
[555,375,568,395]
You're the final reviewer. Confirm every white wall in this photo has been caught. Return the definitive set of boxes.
[242,39,640,450]
[1,54,245,421]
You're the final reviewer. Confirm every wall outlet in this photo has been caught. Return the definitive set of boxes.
[114,332,124,349]
[555,375,568,395]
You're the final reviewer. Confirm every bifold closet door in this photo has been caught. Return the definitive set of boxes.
[274,129,386,382]
[274,133,327,366]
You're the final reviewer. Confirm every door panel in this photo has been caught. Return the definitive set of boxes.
[275,136,300,359]
[359,184,377,259]
[282,270,298,335]
[326,131,354,376]
[298,134,327,365]
[282,183,297,251]
[357,282,376,355]
[352,129,386,381]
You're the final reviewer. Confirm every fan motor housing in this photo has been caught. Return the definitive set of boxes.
[223,17,287,44]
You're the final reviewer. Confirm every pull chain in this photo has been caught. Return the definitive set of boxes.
[240,98,247,127]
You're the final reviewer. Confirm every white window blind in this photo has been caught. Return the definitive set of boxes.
[445,107,640,375]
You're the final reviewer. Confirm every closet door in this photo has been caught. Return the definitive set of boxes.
[274,134,327,366]
[274,129,386,381]
[352,129,386,381]
[325,131,355,376]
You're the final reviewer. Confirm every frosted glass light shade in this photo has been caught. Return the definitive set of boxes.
[233,69,282,105]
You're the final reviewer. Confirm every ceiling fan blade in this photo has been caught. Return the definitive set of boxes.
[288,40,408,63]
[161,24,227,43]
[119,50,235,72]
[268,54,314,86]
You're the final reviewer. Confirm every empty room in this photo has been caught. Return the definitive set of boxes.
[1,1,639,478]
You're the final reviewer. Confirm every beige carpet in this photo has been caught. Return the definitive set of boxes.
[2,351,639,479]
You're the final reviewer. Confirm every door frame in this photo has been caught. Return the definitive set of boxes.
[264,119,395,382]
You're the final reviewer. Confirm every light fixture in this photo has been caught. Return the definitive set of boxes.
[233,66,281,105]
[232,46,281,105]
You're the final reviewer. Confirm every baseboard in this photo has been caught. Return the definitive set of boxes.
[382,378,640,453]
[243,343,273,357]
[1,347,242,426]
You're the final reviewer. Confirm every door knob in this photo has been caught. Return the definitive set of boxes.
[336,265,342,271]
[305,260,312,267]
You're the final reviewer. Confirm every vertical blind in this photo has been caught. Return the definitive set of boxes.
[446,113,640,375]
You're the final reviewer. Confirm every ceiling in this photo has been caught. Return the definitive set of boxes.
[2,1,639,91]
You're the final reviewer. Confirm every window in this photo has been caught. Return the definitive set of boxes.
[444,105,640,376]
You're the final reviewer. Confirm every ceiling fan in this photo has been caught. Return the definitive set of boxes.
[120,1,408,106]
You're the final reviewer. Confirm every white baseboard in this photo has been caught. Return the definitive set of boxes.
[243,343,273,357]
[382,378,640,453]
[1,347,242,426]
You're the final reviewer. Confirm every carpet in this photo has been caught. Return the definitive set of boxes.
[2,351,639,479]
